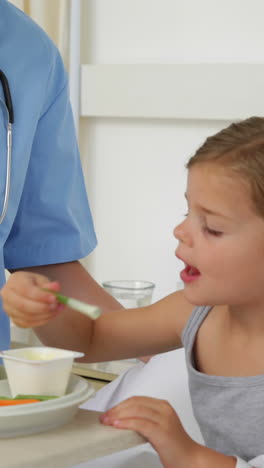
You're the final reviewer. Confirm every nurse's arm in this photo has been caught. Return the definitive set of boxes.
[5,261,191,361]
[32,261,191,362]
[8,261,122,353]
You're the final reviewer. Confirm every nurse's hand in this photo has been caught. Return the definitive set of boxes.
[0,271,62,328]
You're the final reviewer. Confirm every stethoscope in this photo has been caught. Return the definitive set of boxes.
[0,70,14,224]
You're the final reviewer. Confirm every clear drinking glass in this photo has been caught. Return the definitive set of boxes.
[175,280,184,291]
[102,280,155,364]
[102,280,155,308]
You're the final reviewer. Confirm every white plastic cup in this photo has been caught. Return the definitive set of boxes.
[0,347,84,397]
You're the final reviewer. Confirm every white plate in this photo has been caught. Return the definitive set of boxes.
[0,374,94,438]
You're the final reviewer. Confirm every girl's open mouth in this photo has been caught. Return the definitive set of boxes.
[180,264,201,283]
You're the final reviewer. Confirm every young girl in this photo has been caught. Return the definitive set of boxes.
[2,116,264,468]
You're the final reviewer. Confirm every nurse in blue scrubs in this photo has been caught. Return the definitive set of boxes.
[0,1,120,351]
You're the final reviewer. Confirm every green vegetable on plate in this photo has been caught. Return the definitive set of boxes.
[0,394,58,401]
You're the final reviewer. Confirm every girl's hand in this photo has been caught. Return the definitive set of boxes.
[100,396,197,468]
[0,271,62,328]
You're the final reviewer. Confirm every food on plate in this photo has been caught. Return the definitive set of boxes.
[0,394,59,406]
[0,398,40,406]
[15,394,58,400]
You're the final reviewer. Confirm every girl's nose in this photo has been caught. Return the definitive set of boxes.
[173,219,193,247]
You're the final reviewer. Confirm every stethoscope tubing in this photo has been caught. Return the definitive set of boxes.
[0,122,12,225]
[0,70,14,224]
[0,71,14,123]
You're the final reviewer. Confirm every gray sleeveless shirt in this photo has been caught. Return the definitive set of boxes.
[181,305,264,461]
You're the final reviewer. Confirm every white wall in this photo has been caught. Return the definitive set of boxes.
[10,0,264,345]
[79,0,264,301]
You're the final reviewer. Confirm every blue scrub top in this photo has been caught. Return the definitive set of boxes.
[0,1,97,350]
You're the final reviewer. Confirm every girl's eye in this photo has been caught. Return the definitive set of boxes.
[204,226,222,237]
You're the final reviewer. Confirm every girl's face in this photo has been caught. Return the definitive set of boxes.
[174,163,264,307]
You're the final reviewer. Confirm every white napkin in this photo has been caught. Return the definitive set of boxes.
[81,348,203,443]
[70,349,203,468]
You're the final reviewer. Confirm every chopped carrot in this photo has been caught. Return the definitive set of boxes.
[0,399,40,406]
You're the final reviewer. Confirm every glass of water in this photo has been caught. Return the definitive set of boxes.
[102,280,155,308]
[103,280,155,364]
[102,280,155,364]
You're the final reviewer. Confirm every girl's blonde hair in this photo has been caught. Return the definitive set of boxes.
[187,116,264,217]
